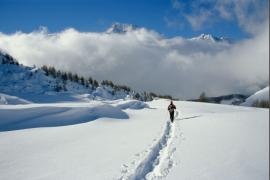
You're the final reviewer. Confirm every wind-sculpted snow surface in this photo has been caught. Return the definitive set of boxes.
[241,86,269,106]
[116,100,149,110]
[0,97,152,132]
[0,93,31,105]
[0,99,268,180]
[0,101,129,131]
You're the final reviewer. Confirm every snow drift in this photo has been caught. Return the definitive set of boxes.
[0,101,130,132]
[0,93,31,105]
[242,86,269,106]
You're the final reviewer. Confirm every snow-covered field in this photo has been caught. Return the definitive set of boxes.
[0,96,268,180]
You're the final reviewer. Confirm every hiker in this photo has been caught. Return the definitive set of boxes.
[168,100,176,123]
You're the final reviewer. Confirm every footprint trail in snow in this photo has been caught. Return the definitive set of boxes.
[119,120,177,180]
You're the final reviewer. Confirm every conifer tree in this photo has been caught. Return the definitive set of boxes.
[93,80,99,87]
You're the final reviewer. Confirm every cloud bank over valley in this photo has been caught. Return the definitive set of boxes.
[0,23,268,99]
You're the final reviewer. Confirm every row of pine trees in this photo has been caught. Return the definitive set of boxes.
[41,65,172,101]
[41,65,99,89]
[1,53,19,65]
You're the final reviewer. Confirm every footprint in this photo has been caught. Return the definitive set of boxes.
[121,169,128,173]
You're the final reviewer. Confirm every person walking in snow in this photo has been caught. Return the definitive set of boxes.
[168,100,176,123]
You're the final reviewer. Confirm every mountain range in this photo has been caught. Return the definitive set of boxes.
[106,23,231,43]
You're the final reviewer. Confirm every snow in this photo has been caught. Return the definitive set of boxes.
[0,97,163,180]
[115,100,149,110]
[0,101,129,131]
[0,53,133,101]
[242,86,269,106]
[0,61,89,94]
[0,96,268,180]
[190,33,231,43]
[165,101,269,180]
[124,121,175,180]
[0,93,31,105]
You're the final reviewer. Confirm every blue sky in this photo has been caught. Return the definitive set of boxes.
[0,0,266,39]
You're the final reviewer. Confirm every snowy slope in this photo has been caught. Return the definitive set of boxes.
[164,101,268,180]
[242,86,269,106]
[0,98,268,180]
[0,98,165,180]
[0,93,31,105]
[0,52,91,94]
[0,51,134,101]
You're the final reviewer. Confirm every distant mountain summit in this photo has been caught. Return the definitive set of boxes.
[106,23,139,34]
[190,34,231,43]
[105,24,233,44]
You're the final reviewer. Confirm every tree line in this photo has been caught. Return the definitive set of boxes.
[41,65,99,90]
[101,80,131,92]
[252,100,270,108]
[1,53,19,65]
[41,65,175,101]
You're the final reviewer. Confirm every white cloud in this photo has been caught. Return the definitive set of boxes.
[185,10,213,30]
[0,25,268,99]
[164,17,183,29]
[171,0,269,35]
[216,0,269,34]
[215,4,232,20]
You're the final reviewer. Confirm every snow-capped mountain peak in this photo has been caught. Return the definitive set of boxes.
[106,23,139,34]
[190,33,231,43]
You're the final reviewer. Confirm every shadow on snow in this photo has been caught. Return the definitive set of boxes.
[0,105,129,132]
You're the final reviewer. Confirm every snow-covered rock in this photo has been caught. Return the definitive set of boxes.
[190,33,231,43]
[106,23,139,34]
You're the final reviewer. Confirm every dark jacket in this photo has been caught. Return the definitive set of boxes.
[168,104,176,112]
